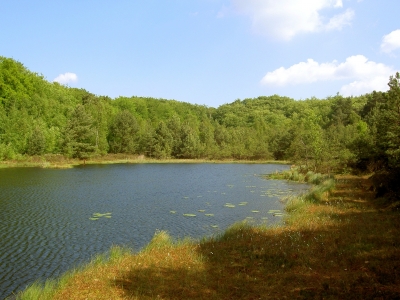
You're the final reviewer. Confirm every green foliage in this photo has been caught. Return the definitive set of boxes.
[62,105,96,159]
[26,125,46,155]
[108,110,139,154]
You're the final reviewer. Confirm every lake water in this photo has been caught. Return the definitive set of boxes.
[0,163,308,298]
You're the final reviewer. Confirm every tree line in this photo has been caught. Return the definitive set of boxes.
[1,56,399,198]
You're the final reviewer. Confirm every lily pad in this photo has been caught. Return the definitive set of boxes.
[252,210,260,213]
[170,211,177,214]
[91,212,112,219]
[183,214,196,217]
[198,209,206,212]
[211,225,218,228]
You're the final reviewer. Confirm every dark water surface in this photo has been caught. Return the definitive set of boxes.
[0,163,308,298]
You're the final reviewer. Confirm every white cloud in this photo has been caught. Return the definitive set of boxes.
[381,29,400,54]
[53,72,78,85]
[325,9,354,31]
[232,0,354,40]
[261,55,395,96]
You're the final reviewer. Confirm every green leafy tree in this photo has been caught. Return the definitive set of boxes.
[26,125,46,155]
[288,111,325,171]
[382,72,400,169]
[152,121,173,158]
[108,110,139,154]
[62,105,96,160]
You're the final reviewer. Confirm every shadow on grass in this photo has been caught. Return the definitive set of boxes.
[111,176,400,299]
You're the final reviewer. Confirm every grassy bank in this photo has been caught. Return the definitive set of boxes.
[15,174,400,299]
[0,154,289,169]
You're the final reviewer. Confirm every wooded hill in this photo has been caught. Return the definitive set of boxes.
[1,56,399,198]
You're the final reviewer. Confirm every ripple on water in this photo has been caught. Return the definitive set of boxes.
[0,164,309,298]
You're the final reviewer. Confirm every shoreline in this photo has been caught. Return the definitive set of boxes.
[0,154,290,169]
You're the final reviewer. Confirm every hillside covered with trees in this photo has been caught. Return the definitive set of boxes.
[1,56,399,199]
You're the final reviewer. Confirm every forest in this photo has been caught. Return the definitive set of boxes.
[1,56,399,199]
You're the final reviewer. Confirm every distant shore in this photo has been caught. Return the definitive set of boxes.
[0,154,290,169]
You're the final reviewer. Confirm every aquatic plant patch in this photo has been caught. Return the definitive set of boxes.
[90,212,112,220]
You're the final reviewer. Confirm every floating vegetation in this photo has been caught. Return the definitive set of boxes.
[246,217,254,219]
[210,225,218,228]
[251,210,260,213]
[224,203,235,208]
[183,214,196,217]
[90,212,112,220]
[198,209,206,212]
[183,196,189,199]
[205,213,214,216]
[274,213,284,217]
[268,210,281,214]
[170,211,177,214]
[221,192,226,195]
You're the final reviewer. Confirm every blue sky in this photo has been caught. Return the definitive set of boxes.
[1,0,400,107]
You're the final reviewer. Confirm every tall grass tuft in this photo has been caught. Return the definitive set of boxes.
[217,221,253,242]
[142,230,174,252]
[304,178,335,203]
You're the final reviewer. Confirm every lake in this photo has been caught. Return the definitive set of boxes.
[0,163,308,298]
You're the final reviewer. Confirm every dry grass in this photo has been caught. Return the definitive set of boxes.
[17,175,400,299]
